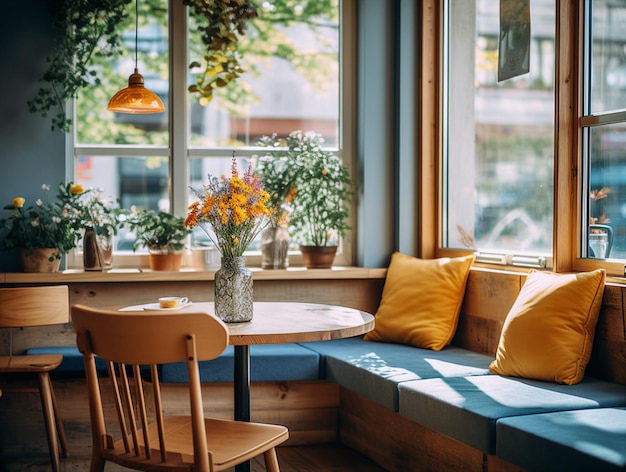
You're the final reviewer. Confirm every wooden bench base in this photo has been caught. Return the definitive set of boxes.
[338,388,524,472]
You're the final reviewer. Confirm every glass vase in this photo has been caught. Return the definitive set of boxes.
[96,233,114,270]
[261,227,289,269]
[214,256,253,323]
[83,228,103,271]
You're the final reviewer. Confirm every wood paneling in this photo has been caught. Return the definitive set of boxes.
[339,388,487,472]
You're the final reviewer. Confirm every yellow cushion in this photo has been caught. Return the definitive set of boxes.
[489,269,606,385]
[364,252,475,351]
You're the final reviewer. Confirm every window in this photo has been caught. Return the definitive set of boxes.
[442,0,556,267]
[581,0,626,261]
[71,0,351,268]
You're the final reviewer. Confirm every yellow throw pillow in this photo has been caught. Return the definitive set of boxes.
[364,252,475,351]
[489,269,606,385]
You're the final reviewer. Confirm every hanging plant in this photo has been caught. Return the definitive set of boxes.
[29,0,257,132]
[183,0,257,106]
[28,0,132,132]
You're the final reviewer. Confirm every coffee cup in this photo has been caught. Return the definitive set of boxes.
[158,296,189,309]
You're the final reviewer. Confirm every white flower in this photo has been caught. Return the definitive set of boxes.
[52,216,61,224]
[41,184,50,191]
[36,199,43,206]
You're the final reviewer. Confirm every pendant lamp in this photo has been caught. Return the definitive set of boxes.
[107,0,165,114]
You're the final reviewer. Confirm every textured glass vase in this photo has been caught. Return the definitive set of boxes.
[214,256,253,323]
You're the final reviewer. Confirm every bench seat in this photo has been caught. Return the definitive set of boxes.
[159,343,321,383]
[300,337,492,411]
[398,374,626,454]
[28,343,321,383]
[496,407,626,472]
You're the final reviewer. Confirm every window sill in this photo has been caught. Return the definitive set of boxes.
[2,266,387,284]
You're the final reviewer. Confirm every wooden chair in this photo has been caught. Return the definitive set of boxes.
[71,304,289,472]
[0,285,70,472]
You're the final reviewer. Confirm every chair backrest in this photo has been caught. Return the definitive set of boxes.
[0,286,69,328]
[71,304,229,470]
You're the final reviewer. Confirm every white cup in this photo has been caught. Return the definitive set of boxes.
[158,296,189,309]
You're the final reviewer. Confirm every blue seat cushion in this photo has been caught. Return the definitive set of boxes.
[299,337,492,411]
[159,343,320,383]
[496,407,626,472]
[398,375,626,454]
[26,345,108,373]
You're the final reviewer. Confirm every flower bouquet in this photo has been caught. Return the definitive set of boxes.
[186,155,271,321]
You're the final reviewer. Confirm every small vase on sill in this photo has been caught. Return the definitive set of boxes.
[83,228,113,271]
[261,226,289,270]
[214,256,253,323]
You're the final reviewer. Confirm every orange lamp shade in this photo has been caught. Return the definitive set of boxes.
[107,68,165,114]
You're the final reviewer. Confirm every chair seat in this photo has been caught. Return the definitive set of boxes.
[106,416,289,471]
[0,354,63,373]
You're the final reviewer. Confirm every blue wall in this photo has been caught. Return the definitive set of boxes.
[0,0,66,271]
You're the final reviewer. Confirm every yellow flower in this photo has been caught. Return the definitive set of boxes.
[186,155,272,256]
[70,184,85,195]
[12,197,25,208]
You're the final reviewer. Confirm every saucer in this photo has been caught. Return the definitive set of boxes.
[143,302,192,311]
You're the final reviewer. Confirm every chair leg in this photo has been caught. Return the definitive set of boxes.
[37,372,61,472]
[47,373,69,458]
[263,448,280,472]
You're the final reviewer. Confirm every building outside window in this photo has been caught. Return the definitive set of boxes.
[443,0,555,266]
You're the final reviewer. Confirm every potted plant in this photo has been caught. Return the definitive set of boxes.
[126,208,192,271]
[279,130,353,269]
[0,182,83,272]
[254,134,301,269]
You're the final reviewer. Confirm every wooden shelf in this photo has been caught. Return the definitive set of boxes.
[2,266,387,284]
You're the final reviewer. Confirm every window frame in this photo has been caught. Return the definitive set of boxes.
[68,0,357,270]
[426,0,626,279]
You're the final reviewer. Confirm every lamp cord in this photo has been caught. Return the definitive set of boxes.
[134,0,138,70]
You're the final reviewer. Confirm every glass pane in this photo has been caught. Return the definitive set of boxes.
[589,0,626,114]
[444,0,555,253]
[76,0,169,145]
[76,155,170,251]
[188,2,340,148]
[586,122,626,259]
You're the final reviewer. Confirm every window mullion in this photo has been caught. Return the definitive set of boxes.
[170,0,188,218]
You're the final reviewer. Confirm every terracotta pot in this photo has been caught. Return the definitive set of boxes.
[148,253,183,271]
[19,248,61,273]
[299,245,338,269]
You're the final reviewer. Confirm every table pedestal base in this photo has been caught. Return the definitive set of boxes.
[234,345,251,472]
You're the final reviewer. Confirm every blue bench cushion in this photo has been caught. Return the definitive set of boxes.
[299,337,492,411]
[398,375,626,454]
[496,407,626,472]
[159,343,320,383]
[26,345,108,373]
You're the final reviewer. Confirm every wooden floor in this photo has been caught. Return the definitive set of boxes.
[0,444,389,472]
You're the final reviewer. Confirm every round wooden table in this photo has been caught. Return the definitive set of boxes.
[121,301,374,472]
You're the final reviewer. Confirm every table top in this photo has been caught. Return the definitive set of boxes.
[120,301,375,346]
